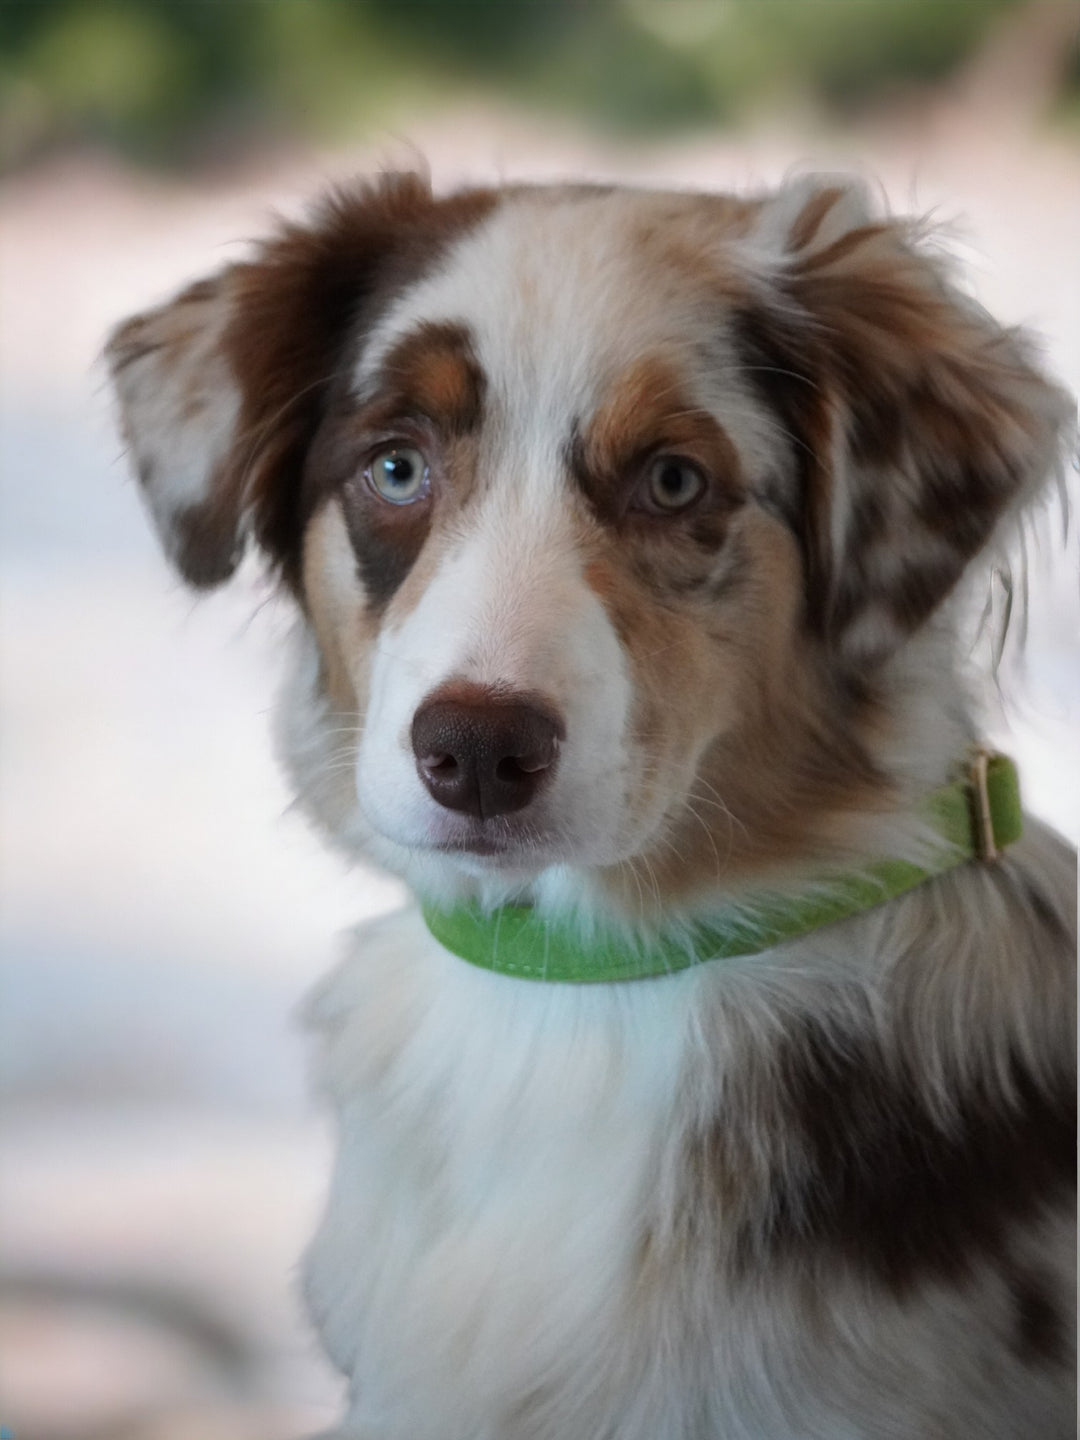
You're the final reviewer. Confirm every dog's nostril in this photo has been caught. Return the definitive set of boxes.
[496,756,536,783]
[411,688,564,820]
[421,751,457,772]
[510,754,552,776]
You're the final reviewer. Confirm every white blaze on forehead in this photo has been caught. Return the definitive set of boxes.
[355,188,790,491]
[355,194,701,432]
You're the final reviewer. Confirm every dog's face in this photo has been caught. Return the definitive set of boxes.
[107,175,1068,916]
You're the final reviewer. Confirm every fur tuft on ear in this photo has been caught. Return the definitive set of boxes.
[735,177,1075,668]
[106,172,497,591]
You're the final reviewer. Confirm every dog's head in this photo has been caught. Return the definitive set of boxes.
[107,174,1071,919]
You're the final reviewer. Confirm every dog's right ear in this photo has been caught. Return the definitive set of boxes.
[106,173,497,590]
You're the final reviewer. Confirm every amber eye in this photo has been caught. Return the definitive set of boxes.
[366,446,429,504]
[642,456,706,512]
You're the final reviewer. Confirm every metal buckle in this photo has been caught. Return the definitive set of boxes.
[970,749,998,863]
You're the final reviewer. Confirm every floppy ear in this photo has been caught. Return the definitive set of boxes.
[106,172,496,591]
[736,178,1074,668]
[107,271,246,586]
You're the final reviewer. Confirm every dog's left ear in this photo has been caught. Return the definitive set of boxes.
[736,178,1074,668]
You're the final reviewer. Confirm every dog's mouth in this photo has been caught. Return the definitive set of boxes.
[425,815,553,863]
[432,823,550,852]
[433,836,516,858]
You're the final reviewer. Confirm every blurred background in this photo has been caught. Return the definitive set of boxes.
[1,2,1077,1436]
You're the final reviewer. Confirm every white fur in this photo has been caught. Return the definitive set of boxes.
[305,907,701,1438]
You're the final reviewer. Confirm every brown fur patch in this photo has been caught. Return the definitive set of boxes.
[293,320,488,614]
[681,1028,1076,1306]
[224,176,498,596]
[569,356,749,623]
[1009,1269,1070,1369]
[582,541,720,764]
[732,208,1069,667]
[728,302,836,624]
[678,860,1077,1303]
[302,501,376,720]
[380,472,471,627]
[576,357,744,528]
[107,332,167,374]
[629,191,761,298]
[111,175,497,595]
[300,362,488,618]
[302,406,437,613]
[171,490,245,589]
[296,502,381,836]
[587,501,885,910]
[786,185,848,252]
[761,1018,1075,1292]
[373,321,486,438]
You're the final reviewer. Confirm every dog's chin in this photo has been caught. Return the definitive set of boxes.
[353,806,555,891]
[412,814,563,878]
[360,802,634,905]
[359,831,552,912]
[354,781,684,909]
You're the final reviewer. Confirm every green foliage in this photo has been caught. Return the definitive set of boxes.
[0,0,1054,171]
[626,0,1027,118]
[1053,24,1080,125]
[364,0,589,70]
[528,6,724,134]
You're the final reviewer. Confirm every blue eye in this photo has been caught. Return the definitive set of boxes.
[366,447,429,504]
[644,456,705,512]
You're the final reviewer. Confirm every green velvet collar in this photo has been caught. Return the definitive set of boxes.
[421,752,1022,984]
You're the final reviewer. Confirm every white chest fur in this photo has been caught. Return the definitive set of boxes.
[303,905,713,1440]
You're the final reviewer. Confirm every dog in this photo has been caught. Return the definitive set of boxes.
[107,172,1076,1439]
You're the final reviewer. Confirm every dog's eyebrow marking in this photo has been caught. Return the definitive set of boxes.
[297,322,487,617]
[361,321,486,439]
[571,357,744,525]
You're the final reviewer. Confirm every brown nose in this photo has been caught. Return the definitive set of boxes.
[411,688,563,819]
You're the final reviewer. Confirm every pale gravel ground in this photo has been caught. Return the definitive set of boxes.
[1,105,1077,1437]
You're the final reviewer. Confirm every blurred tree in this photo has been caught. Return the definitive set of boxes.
[690,0,1022,115]
[364,0,591,68]
[0,0,1073,172]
